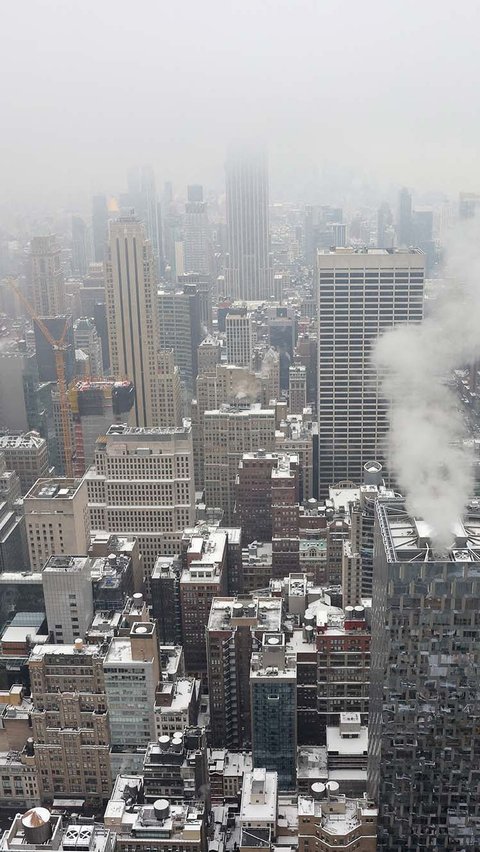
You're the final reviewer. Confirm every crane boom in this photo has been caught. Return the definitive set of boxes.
[8,278,74,478]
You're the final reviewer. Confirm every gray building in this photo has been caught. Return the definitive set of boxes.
[368,501,480,849]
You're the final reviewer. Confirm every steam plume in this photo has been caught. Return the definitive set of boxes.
[373,223,480,551]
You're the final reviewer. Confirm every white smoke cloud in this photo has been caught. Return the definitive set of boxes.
[373,222,480,551]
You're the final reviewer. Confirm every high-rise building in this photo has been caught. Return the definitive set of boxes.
[225,147,272,300]
[288,365,307,415]
[103,620,161,758]
[151,554,183,645]
[29,640,111,804]
[71,215,90,276]
[459,191,480,219]
[92,194,109,263]
[0,432,50,494]
[250,632,297,789]
[225,310,253,367]
[157,350,183,427]
[0,453,27,573]
[368,502,480,849]
[396,187,412,247]
[33,315,75,384]
[67,379,135,475]
[105,213,160,426]
[203,406,276,523]
[28,235,65,317]
[183,192,211,275]
[24,478,90,571]
[0,344,48,436]
[42,554,94,643]
[180,530,227,680]
[74,317,104,377]
[125,165,161,266]
[158,284,202,394]
[377,203,394,249]
[298,791,377,852]
[271,454,300,578]
[316,248,424,495]
[85,424,195,586]
[207,595,283,748]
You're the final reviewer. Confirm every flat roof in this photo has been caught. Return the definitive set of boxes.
[240,770,277,823]
[208,596,282,632]
[326,726,368,755]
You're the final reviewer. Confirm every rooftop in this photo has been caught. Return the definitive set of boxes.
[43,555,90,574]
[25,479,81,501]
[377,501,480,564]
[240,769,278,824]
[105,423,191,439]
[208,596,282,632]
[0,432,46,450]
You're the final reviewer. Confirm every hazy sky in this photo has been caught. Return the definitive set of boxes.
[1,0,480,211]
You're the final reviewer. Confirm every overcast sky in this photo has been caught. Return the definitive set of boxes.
[1,0,479,211]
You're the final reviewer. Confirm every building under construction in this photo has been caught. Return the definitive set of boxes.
[54,380,134,475]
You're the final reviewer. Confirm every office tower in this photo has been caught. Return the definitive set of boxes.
[41,554,94,643]
[92,194,109,262]
[125,165,161,264]
[203,406,276,523]
[377,203,394,249]
[298,790,377,852]
[79,262,105,313]
[235,451,277,545]
[0,454,27,572]
[85,424,195,585]
[66,379,135,475]
[177,272,213,334]
[157,350,182,427]
[29,640,111,804]
[158,284,202,394]
[197,335,221,375]
[368,503,480,849]
[207,595,283,748]
[288,365,307,414]
[412,206,435,274]
[151,555,183,644]
[225,310,253,367]
[459,191,480,219]
[250,632,297,789]
[225,146,273,300]
[180,530,228,680]
[331,222,347,247]
[346,461,399,606]
[271,454,300,578]
[28,235,65,317]
[73,317,104,377]
[103,621,161,762]
[183,192,211,275]
[0,433,49,494]
[275,414,315,501]
[71,215,90,276]
[304,205,343,264]
[396,187,412,246]
[105,213,160,426]
[187,185,204,203]
[295,334,317,404]
[24,478,90,571]
[316,247,424,495]
[0,343,47,436]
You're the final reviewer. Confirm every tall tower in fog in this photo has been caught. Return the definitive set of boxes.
[225,146,272,301]
[29,235,65,316]
[105,213,160,426]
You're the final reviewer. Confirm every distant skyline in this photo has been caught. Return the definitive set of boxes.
[1,0,480,212]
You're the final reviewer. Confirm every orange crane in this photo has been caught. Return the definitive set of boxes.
[8,279,74,478]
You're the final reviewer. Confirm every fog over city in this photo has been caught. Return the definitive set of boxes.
[1,0,480,211]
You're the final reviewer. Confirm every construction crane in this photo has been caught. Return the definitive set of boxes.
[8,278,74,478]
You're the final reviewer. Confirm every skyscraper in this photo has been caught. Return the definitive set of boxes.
[71,215,90,276]
[368,501,480,849]
[105,213,160,426]
[225,146,272,300]
[29,235,65,316]
[183,185,211,275]
[92,195,109,263]
[316,248,425,495]
[396,187,412,247]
